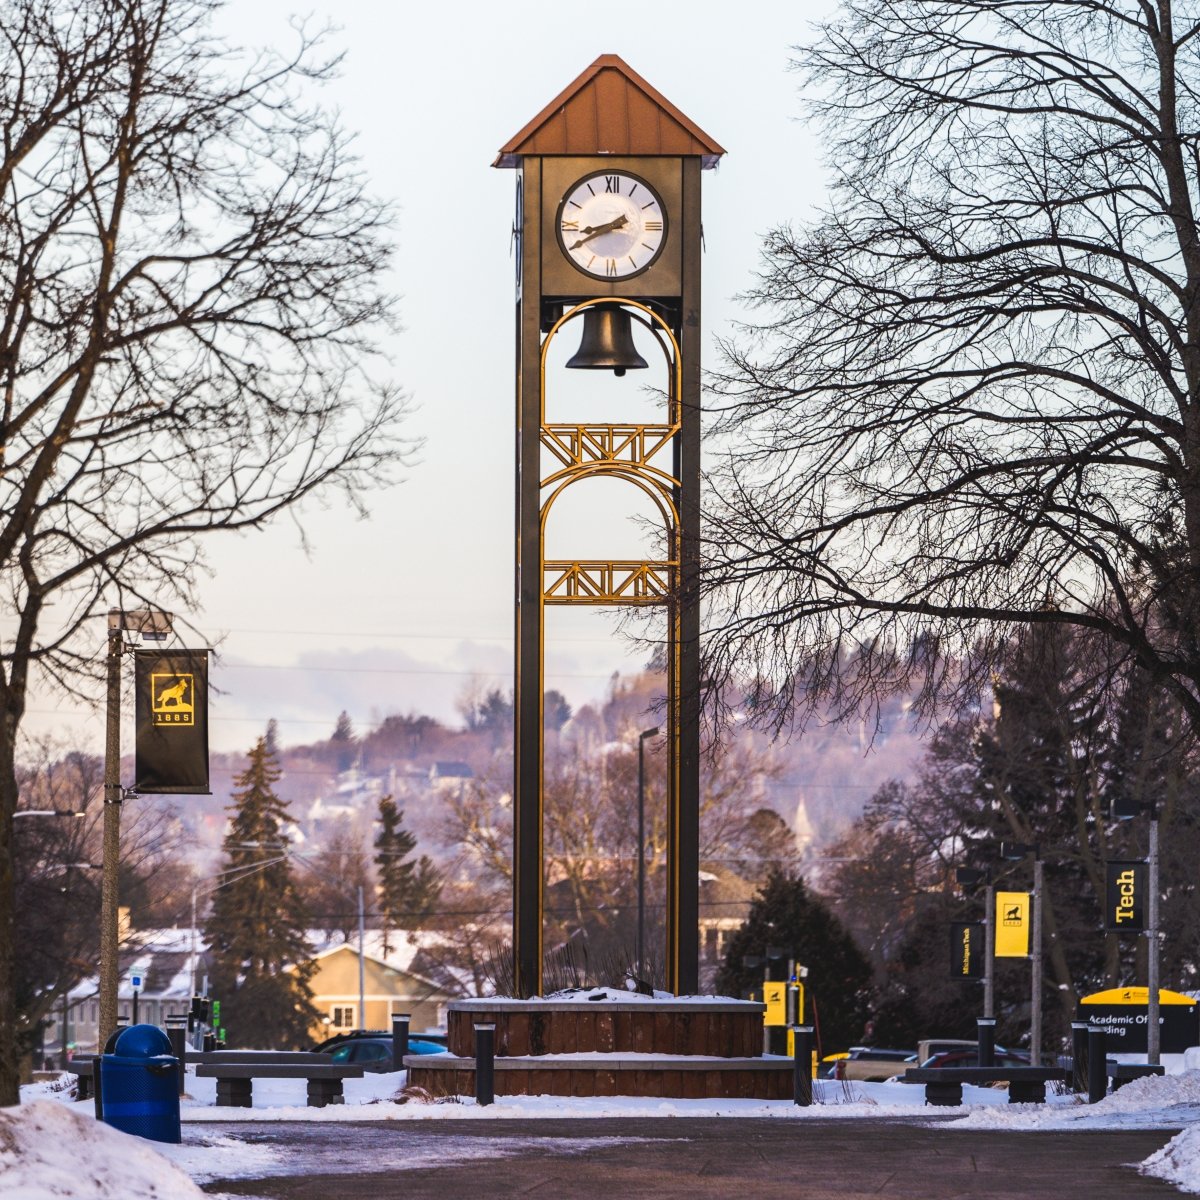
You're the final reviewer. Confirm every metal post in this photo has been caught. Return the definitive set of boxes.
[165,1014,188,1096]
[792,1026,814,1106]
[1087,1025,1107,1104]
[983,882,995,1020]
[474,1023,495,1107]
[98,620,123,1049]
[357,883,366,1031]
[1031,855,1044,1066]
[392,1012,410,1073]
[1147,810,1160,1066]
[637,727,658,981]
[976,1017,996,1068]
[60,991,69,1071]
[132,988,139,1026]
[1071,1021,1089,1093]
[189,885,197,998]
[638,732,646,979]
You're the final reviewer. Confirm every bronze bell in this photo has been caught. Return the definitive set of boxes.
[565,304,648,376]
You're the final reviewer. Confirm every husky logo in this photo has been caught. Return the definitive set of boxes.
[151,673,194,725]
[1003,904,1024,926]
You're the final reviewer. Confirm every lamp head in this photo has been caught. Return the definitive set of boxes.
[1111,795,1146,821]
[999,841,1036,861]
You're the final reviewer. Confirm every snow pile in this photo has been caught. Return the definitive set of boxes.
[0,1100,204,1200]
[1142,1127,1200,1193]
[1091,1069,1200,1112]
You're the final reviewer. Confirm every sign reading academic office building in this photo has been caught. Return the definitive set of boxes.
[1079,988,1199,1054]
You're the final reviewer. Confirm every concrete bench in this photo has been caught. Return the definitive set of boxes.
[194,1061,364,1108]
[189,1050,330,1065]
[1108,1062,1165,1090]
[904,1066,1068,1106]
[64,1056,97,1101]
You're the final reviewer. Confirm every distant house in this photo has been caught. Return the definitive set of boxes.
[52,926,201,1057]
[698,870,756,992]
[299,932,460,1039]
[429,761,473,793]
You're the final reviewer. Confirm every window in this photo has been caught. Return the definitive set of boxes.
[330,1005,356,1029]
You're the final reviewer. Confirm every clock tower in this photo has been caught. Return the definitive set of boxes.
[495,55,723,997]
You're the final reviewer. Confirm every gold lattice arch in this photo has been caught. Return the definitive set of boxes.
[539,298,682,607]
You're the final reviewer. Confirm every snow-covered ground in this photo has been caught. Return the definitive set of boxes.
[7,1060,1200,1198]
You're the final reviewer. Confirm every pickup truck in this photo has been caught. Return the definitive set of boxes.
[833,1047,916,1082]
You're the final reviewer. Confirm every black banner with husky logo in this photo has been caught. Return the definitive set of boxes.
[1105,860,1147,932]
[134,650,210,794]
[950,922,984,980]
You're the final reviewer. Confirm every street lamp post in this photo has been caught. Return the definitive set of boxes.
[637,727,660,981]
[955,865,994,1019]
[99,607,173,1049]
[1001,841,1043,1065]
[1112,796,1161,1065]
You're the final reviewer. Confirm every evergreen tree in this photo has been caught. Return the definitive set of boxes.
[204,738,318,1049]
[331,711,357,772]
[375,795,442,953]
[715,871,872,1053]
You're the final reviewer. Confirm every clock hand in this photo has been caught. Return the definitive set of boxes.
[569,213,629,250]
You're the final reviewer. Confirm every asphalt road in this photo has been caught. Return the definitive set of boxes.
[200,1116,1187,1199]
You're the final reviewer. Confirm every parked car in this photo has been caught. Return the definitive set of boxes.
[311,1028,447,1053]
[832,1046,917,1082]
[919,1048,1030,1071]
[312,1030,449,1072]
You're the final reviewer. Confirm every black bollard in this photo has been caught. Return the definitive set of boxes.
[1070,1021,1089,1093]
[391,1012,411,1074]
[792,1026,814,1107]
[976,1017,996,1068]
[474,1023,495,1107]
[165,1014,189,1096]
[1087,1025,1107,1105]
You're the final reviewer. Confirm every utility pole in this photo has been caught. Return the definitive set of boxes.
[98,616,123,1048]
[357,883,366,1030]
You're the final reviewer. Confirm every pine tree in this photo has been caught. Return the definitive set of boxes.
[715,870,873,1053]
[374,795,442,953]
[204,738,318,1049]
[331,711,356,772]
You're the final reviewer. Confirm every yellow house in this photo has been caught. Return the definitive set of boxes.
[299,935,459,1042]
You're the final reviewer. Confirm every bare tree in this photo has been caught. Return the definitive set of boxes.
[13,739,194,1073]
[0,0,408,1103]
[704,0,1200,737]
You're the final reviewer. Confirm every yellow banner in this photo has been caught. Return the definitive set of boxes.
[763,981,787,1026]
[995,891,1031,957]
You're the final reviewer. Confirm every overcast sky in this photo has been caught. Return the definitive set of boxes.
[30,0,842,755]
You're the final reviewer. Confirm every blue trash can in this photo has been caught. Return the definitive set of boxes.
[100,1024,181,1144]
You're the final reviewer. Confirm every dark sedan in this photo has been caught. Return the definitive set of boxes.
[315,1031,448,1073]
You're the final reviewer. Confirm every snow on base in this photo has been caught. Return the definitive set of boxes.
[0,1100,205,1200]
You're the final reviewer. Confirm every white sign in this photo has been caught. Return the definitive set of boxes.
[130,973,143,990]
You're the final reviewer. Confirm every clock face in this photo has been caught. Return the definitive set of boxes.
[555,171,667,280]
